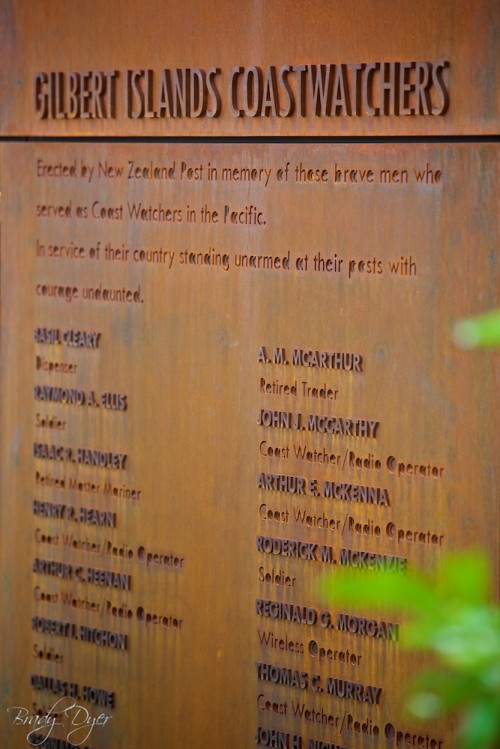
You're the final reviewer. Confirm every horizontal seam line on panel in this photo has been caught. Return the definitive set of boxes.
[0,135,499,145]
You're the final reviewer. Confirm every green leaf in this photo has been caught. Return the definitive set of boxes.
[438,552,490,606]
[410,669,475,711]
[459,700,500,749]
[320,552,500,748]
[453,308,500,349]
[319,567,437,615]
[407,691,444,720]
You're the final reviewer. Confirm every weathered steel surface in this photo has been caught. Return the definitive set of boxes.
[0,141,498,747]
[0,0,499,137]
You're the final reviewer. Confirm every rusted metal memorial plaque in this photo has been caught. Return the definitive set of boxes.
[0,2,499,749]
[1,140,498,748]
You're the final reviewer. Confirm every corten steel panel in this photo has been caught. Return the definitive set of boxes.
[0,141,498,748]
[0,0,499,137]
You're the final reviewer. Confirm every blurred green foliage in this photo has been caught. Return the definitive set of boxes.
[321,309,499,743]
[320,553,500,748]
[453,308,500,349]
